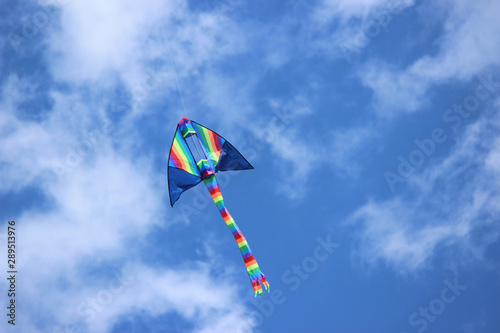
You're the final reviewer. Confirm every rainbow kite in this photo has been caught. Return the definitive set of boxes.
[167,118,270,296]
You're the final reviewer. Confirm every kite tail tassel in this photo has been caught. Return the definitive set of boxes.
[250,270,270,297]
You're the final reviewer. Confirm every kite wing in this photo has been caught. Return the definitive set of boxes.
[167,118,253,206]
[167,125,202,206]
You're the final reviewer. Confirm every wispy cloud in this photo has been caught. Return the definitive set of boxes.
[250,95,318,199]
[348,101,500,273]
[313,0,414,25]
[307,0,415,61]
[358,0,500,116]
[329,125,375,178]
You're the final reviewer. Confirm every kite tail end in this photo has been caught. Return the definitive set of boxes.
[252,274,270,297]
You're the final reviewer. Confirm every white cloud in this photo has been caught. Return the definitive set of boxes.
[0,1,259,332]
[358,0,500,116]
[43,0,247,122]
[313,0,413,24]
[348,102,500,273]
[329,125,375,178]
[307,0,415,61]
[318,0,500,177]
[54,263,254,333]
[250,95,318,200]
[45,0,174,82]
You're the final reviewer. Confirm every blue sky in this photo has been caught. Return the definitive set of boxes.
[1,0,500,332]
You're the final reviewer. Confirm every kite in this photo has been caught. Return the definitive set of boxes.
[167,118,270,297]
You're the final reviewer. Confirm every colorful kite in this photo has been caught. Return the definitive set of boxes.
[167,118,270,296]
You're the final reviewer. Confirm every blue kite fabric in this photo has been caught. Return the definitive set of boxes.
[167,118,270,296]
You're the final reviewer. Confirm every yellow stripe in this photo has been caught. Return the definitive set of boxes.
[247,263,259,271]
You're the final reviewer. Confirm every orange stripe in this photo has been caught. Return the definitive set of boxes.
[172,148,186,171]
[245,259,257,267]
[208,130,219,156]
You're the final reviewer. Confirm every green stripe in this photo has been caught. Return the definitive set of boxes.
[248,267,260,275]
[199,127,212,154]
[247,263,259,271]
[195,124,217,163]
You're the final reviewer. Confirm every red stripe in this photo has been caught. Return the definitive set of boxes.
[245,260,257,267]
[244,255,255,263]
[171,148,185,170]
[210,131,222,153]
[207,130,219,154]
[209,188,221,196]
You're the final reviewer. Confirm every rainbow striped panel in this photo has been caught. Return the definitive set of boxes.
[168,127,200,177]
[191,122,226,169]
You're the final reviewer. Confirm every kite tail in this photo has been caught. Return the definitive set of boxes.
[203,175,270,297]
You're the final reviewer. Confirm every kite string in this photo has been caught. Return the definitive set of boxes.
[160,20,188,119]
[160,20,205,160]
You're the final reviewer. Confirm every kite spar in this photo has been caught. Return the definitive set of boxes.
[167,118,270,296]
